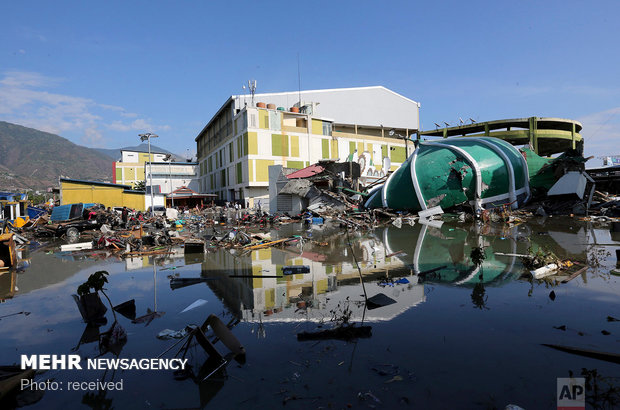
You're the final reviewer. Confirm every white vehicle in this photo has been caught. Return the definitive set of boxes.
[148,205,166,216]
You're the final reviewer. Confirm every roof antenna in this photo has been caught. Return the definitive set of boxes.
[248,80,256,107]
[297,53,302,108]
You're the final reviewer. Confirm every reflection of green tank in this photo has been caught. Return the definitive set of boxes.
[380,223,524,286]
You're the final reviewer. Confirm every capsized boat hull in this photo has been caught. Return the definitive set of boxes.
[365,137,531,212]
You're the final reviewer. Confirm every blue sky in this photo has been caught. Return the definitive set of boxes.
[1,1,619,160]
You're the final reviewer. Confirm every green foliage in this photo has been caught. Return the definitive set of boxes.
[133,180,146,191]
[521,246,558,270]
[0,121,112,190]
[28,192,47,205]
[77,270,109,296]
[329,297,353,326]
[471,283,488,309]
[470,246,486,267]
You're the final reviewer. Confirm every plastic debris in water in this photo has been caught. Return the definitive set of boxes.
[180,299,207,313]
[157,328,189,339]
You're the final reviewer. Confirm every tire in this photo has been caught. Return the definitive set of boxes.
[66,227,80,239]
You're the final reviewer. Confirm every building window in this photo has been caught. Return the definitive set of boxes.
[323,122,332,136]
[390,146,406,163]
[249,114,257,128]
[322,139,330,159]
[236,162,243,184]
[261,112,270,129]
[271,134,289,156]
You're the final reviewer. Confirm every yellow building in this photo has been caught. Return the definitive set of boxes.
[60,178,147,211]
[113,149,169,188]
[195,86,421,208]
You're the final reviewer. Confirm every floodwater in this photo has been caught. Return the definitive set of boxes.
[1,216,620,409]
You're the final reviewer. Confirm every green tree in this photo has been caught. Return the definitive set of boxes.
[133,180,146,191]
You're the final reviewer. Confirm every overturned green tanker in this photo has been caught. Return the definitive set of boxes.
[365,137,553,212]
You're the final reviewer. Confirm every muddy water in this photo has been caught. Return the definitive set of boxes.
[1,217,619,409]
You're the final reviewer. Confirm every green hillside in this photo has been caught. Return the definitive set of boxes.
[0,121,113,190]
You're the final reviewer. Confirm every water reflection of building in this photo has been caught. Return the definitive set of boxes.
[201,231,426,323]
[123,248,188,271]
[200,219,605,323]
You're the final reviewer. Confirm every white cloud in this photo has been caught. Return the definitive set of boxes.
[0,70,171,148]
[99,103,125,112]
[0,70,61,88]
[107,118,170,133]
[108,118,152,132]
[82,126,104,147]
[563,85,620,97]
[578,107,620,159]
[488,82,620,99]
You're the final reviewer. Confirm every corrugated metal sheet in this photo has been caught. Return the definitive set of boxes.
[286,165,324,179]
[276,193,292,211]
[51,203,96,221]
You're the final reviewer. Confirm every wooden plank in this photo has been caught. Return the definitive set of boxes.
[542,344,620,364]
[561,266,588,283]
[244,237,291,250]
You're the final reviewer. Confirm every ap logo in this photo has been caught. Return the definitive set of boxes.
[557,378,585,410]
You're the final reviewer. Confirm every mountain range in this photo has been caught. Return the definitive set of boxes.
[0,121,180,190]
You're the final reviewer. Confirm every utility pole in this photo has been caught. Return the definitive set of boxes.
[164,153,174,208]
[139,133,159,212]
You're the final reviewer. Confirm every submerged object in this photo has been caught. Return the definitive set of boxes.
[365,137,531,212]
[282,265,310,275]
[530,263,559,279]
[0,365,36,400]
[0,233,18,268]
